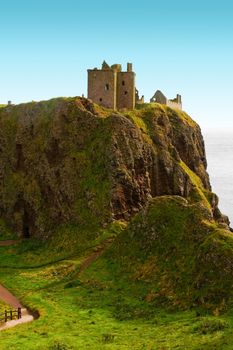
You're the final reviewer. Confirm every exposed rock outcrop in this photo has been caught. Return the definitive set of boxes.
[0,98,227,237]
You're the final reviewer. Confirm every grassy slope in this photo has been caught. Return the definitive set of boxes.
[0,197,233,349]
[0,101,233,349]
[0,214,233,349]
[106,196,233,308]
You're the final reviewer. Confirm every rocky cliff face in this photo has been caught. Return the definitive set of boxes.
[108,106,210,219]
[0,98,227,237]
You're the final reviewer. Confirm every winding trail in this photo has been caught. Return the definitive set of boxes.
[79,237,114,274]
[0,240,34,331]
[0,285,22,309]
[0,236,114,331]
[0,240,19,247]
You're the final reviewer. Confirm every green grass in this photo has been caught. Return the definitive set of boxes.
[0,242,233,349]
[0,220,124,268]
[0,198,233,349]
[106,196,233,310]
[134,102,197,129]
[180,160,212,209]
[0,299,11,313]
[0,98,232,348]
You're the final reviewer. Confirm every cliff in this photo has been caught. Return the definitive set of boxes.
[0,97,233,309]
[0,97,228,238]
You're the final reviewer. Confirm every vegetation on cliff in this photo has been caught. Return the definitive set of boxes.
[0,98,233,349]
[0,98,226,237]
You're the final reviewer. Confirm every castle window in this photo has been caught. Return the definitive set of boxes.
[122,81,125,86]
[105,84,109,91]
[124,91,128,95]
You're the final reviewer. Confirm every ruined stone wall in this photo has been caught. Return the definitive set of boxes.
[167,100,182,110]
[116,72,135,110]
[136,95,145,104]
[150,90,167,104]
[88,69,117,109]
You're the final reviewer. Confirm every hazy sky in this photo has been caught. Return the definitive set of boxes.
[0,0,232,130]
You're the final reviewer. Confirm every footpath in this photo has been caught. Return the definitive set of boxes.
[0,240,34,331]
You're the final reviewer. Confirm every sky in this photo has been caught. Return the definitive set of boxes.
[0,0,232,130]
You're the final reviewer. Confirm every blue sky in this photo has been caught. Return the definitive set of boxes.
[0,0,232,129]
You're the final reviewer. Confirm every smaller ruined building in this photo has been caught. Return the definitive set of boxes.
[88,61,144,110]
[150,90,182,110]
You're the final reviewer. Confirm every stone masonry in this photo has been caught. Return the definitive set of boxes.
[88,61,137,110]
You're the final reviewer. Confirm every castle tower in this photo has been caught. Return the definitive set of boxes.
[117,63,135,110]
[87,61,118,110]
[87,62,136,110]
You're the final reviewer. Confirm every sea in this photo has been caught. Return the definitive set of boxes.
[203,130,233,225]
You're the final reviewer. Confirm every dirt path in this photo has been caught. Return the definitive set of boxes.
[0,236,114,331]
[0,285,22,308]
[0,240,34,331]
[79,237,114,274]
[79,248,104,274]
[0,240,19,247]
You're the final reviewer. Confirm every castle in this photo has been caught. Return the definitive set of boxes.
[87,61,144,110]
[2,62,182,111]
[88,61,182,111]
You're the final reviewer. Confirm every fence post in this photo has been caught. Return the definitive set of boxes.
[5,310,7,322]
[10,310,13,320]
[18,307,22,319]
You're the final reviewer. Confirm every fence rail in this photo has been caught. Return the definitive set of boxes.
[0,308,22,323]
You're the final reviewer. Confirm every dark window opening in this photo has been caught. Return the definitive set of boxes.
[105,84,109,91]
[122,81,125,86]
[23,225,30,239]
[99,98,103,102]
[124,91,128,95]
[23,209,31,239]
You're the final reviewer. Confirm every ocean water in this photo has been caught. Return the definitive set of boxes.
[203,130,233,225]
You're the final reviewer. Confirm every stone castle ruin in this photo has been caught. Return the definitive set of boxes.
[150,90,182,110]
[88,61,182,111]
[1,62,182,111]
[87,61,144,110]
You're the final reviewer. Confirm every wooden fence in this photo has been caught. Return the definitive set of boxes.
[0,308,22,323]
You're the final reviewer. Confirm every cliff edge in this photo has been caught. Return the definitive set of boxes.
[0,98,228,237]
[0,97,232,309]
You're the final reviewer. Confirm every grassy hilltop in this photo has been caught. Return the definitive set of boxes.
[0,98,233,349]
